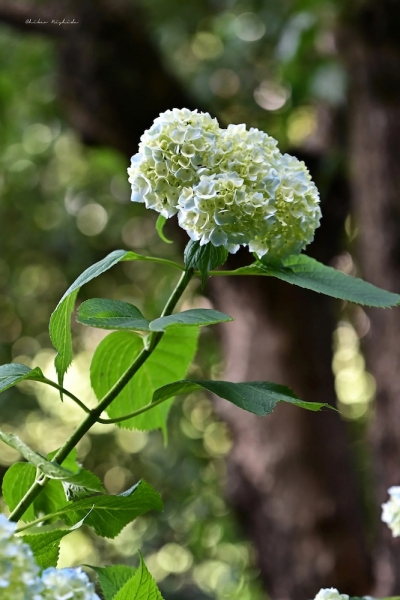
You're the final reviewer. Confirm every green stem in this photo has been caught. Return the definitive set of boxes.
[9,269,194,522]
[15,510,66,534]
[97,396,168,424]
[41,378,91,415]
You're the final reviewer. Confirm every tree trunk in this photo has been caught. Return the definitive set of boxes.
[342,1,400,594]
[0,1,374,596]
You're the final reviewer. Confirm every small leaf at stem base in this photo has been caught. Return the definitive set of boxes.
[184,240,228,287]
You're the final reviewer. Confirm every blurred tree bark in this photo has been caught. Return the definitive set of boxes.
[0,0,374,597]
[341,0,400,595]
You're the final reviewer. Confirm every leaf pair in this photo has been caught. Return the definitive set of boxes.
[4,458,161,570]
[19,481,160,569]
[77,300,232,333]
[48,246,400,395]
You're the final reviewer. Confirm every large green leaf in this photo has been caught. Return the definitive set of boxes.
[114,554,164,600]
[3,463,67,523]
[0,430,103,491]
[2,462,36,522]
[58,480,162,538]
[22,517,86,569]
[77,299,150,331]
[254,255,400,307]
[50,250,129,387]
[91,565,137,600]
[149,309,232,331]
[90,328,198,433]
[153,380,332,416]
[184,240,228,287]
[0,364,45,394]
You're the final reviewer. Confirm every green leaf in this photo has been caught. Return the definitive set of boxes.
[22,517,87,569]
[156,215,173,244]
[114,554,164,600]
[2,462,36,522]
[49,250,184,389]
[0,430,104,491]
[58,480,162,539]
[2,463,67,523]
[257,254,400,308]
[77,299,150,331]
[153,380,332,416]
[184,240,228,287]
[50,250,129,388]
[90,328,198,434]
[34,479,69,519]
[149,308,232,331]
[91,565,137,600]
[0,364,45,394]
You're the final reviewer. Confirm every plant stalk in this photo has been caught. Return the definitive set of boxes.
[9,268,193,522]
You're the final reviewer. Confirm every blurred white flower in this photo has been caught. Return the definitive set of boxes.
[40,567,100,600]
[128,109,321,259]
[382,486,400,537]
[313,588,349,600]
[0,514,41,600]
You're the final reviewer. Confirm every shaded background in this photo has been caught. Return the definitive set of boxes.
[0,0,400,598]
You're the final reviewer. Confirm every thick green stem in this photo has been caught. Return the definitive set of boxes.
[9,268,194,522]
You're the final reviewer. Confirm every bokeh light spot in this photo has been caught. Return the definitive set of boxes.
[234,13,266,42]
[191,32,224,60]
[209,68,240,98]
[76,203,108,236]
[254,81,290,111]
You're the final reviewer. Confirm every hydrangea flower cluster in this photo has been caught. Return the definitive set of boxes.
[382,486,400,537]
[128,108,321,259]
[0,514,41,600]
[313,588,349,600]
[0,515,99,599]
[40,567,100,600]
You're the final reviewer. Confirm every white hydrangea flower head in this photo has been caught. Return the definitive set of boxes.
[128,109,321,259]
[382,486,400,536]
[0,514,41,600]
[313,588,349,600]
[40,567,100,600]
[128,108,220,218]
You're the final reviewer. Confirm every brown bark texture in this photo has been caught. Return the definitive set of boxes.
[0,0,378,597]
[342,0,400,595]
